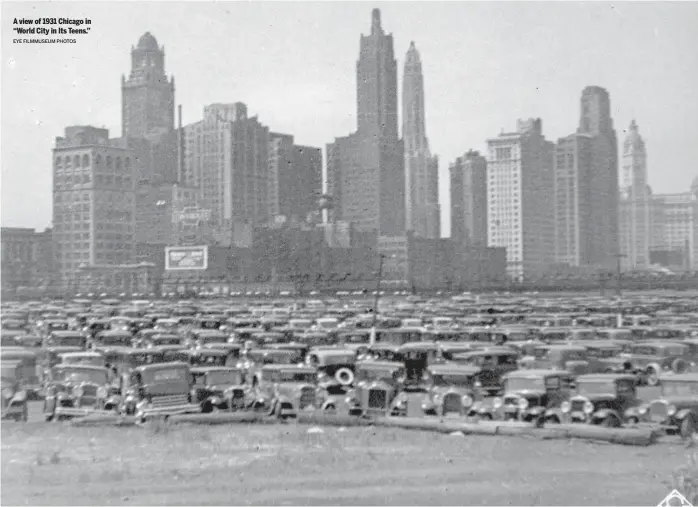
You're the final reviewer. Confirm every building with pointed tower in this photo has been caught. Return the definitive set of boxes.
[403,41,440,239]
[619,120,651,270]
[326,8,405,237]
[122,32,175,140]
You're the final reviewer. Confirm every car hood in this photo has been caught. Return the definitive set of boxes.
[571,393,617,403]
[507,389,546,399]
[654,396,698,408]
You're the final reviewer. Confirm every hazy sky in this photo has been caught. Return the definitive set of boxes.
[2,1,698,235]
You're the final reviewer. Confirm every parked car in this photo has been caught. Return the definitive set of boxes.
[638,372,698,439]
[480,369,575,424]
[42,364,112,420]
[119,362,201,422]
[563,373,640,427]
[256,364,318,418]
[1,360,29,422]
[519,344,593,376]
[449,347,519,395]
[623,341,691,386]
[422,364,484,417]
[59,351,106,368]
[44,331,87,349]
[306,347,356,386]
[345,361,406,417]
[191,366,249,413]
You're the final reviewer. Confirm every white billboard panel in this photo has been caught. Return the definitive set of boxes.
[165,246,208,271]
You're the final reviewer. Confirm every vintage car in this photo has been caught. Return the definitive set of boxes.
[518,344,595,376]
[2,319,27,333]
[449,347,519,395]
[306,348,357,386]
[83,318,111,338]
[1,331,25,348]
[421,364,484,417]
[2,347,41,397]
[480,369,575,424]
[13,334,44,349]
[361,343,403,362]
[564,373,640,427]
[42,364,113,420]
[59,351,106,368]
[573,341,635,375]
[119,362,201,422]
[133,330,182,348]
[637,373,698,439]
[241,349,302,384]
[44,331,87,349]
[183,349,233,368]
[1,360,29,422]
[36,319,70,336]
[255,364,318,418]
[623,341,692,386]
[90,330,134,351]
[186,329,242,357]
[345,361,406,417]
[191,366,249,412]
[267,342,310,363]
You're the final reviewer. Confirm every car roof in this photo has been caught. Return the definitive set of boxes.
[191,366,241,374]
[661,373,698,382]
[504,369,571,379]
[53,364,107,372]
[260,364,315,372]
[135,361,190,372]
[576,373,638,382]
[428,364,482,375]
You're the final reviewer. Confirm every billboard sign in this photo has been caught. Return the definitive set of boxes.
[172,206,211,224]
[165,246,208,271]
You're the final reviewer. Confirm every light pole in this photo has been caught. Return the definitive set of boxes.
[614,253,627,298]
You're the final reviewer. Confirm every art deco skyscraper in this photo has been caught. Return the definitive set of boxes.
[356,8,398,139]
[403,42,440,238]
[121,32,175,139]
[327,9,405,236]
[619,120,651,269]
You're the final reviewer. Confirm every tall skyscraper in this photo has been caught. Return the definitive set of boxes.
[121,32,175,140]
[268,133,323,222]
[577,86,619,265]
[553,86,619,270]
[450,150,487,247]
[327,9,405,237]
[619,120,651,269]
[402,42,440,239]
[357,8,398,139]
[487,119,555,279]
[52,127,135,283]
[183,103,270,241]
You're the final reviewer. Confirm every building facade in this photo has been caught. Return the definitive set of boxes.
[402,41,440,239]
[326,9,405,238]
[619,120,651,270]
[450,150,487,247]
[650,190,698,270]
[486,119,554,279]
[121,32,175,140]
[52,126,136,287]
[552,86,619,271]
[268,133,323,223]
[1,227,53,293]
[183,103,270,240]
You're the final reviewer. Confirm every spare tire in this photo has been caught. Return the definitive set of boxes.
[672,358,688,374]
[335,367,355,386]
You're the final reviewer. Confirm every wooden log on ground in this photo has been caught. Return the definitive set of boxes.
[553,424,658,446]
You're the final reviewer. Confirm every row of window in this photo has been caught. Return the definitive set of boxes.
[55,154,131,170]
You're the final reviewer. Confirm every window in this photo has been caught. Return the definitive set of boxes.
[82,154,90,167]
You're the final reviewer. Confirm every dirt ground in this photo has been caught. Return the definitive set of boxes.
[1,420,689,506]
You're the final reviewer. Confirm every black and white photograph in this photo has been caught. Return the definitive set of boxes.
[2,0,698,505]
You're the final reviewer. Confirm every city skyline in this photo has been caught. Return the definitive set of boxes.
[3,2,698,233]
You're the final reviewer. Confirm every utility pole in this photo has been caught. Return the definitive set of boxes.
[614,253,627,298]
[371,254,385,329]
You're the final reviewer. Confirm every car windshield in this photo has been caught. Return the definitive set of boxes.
[53,336,85,347]
[318,354,355,366]
[142,368,188,384]
[632,346,658,355]
[207,371,243,385]
[432,374,473,388]
[275,371,316,383]
[54,368,107,385]
[577,381,617,396]
[505,377,545,392]
[356,368,401,383]
[662,381,698,396]
[201,335,227,344]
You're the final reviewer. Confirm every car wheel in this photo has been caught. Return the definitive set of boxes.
[323,404,337,415]
[602,417,620,428]
[646,367,660,387]
[545,416,560,425]
[680,415,697,440]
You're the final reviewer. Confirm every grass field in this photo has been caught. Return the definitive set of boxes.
[1,420,692,506]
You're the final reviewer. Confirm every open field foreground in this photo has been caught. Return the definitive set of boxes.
[1,422,690,506]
